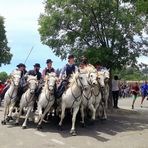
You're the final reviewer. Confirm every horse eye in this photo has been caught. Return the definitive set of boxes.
[80,77,83,80]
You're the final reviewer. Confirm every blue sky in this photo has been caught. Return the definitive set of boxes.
[0,0,66,73]
[0,0,148,74]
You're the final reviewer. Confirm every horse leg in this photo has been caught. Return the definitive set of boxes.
[58,103,66,128]
[15,105,23,125]
[70,106,79,136]
[7,102,15,121]
[37,105,51,130]
[22,106,32,129]
[1,106,8,125]
[80,105,85,127]
[89,104,96,121]
[102,102,107,120]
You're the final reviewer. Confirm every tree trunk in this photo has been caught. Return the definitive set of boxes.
[108,69,113,109]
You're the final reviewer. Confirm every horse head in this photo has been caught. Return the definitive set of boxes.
[88,71,98,86]
[97,71,105,88]
[46,73,57,94]
[76,69,90,91]
[27,75,38,94]
[11,70,21,87]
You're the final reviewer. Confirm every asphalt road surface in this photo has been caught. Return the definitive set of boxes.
[0,97,148,148]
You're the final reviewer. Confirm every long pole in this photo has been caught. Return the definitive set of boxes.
[24,46,34,64]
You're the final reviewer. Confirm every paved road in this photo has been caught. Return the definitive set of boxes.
[0,97,148,148]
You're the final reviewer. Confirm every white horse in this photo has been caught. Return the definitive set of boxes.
[1,70,21,125]
[58,69,89,136]
[103,69,110,109]
[80,67,98,126]
[15,75,38,129]
[36,73,57,129]
[96,70,109,119]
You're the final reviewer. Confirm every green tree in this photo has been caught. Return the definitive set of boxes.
[38,0,148,107]
[38,0,148,69]
[0,16,12,66]
[0,72,9,83]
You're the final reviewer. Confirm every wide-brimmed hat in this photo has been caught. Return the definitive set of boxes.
[34,63,41,68]
[17,63,26,68]
[46,59,53,64]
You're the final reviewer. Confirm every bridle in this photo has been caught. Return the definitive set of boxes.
[70,72,89,108]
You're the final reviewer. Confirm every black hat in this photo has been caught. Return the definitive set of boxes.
[34,63,41,68]
[68,54,74,59]
[17,63,26,68]
[46,59,53,64]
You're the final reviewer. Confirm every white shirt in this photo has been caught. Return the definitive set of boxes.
[112,79,119,91]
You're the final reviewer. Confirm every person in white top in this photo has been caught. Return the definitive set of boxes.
[112,75,120,109]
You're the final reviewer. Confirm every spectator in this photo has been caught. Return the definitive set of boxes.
[112,75,120,109]
[131,82,139,109]
[140,81,148,107]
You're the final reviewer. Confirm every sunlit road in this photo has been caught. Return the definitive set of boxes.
[0,97,148,148]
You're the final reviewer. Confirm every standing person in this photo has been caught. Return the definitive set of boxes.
[112,75,120,109]
[42,59,55,77]
[131,82,140,109]
[140,81,148,107]
[57,55,78,98]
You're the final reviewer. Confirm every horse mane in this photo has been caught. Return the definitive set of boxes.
[79,64,97,73]
[69,68,88,87]
[69,72,79,87]
[11,69,21,77]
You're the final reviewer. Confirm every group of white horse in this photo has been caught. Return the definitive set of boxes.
[1,66,109,136]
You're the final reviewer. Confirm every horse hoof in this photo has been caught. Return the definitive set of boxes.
[81,123,86,128]
[6,116,13,122]
[70,130,77,136]
[1,120,6,125]
[58,125,63,131]
[15,122,19,126]
[88,119,95,125]
[22,126,27,129]
[37,125,42,130]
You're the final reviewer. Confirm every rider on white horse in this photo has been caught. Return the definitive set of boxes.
[27,63,42,112]
[56,55,78,98]
[42,59,55,77]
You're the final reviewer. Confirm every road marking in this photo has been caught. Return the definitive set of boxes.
[51,139,65,145]
[34,131,46,137]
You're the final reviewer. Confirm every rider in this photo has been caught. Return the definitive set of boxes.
[42,59,55,77]
[16,63,27,106]
[28,63,42,81]
[28,63,42,112]
[56,54,78,98]
[94,60,107,72]
[79,56,95,70]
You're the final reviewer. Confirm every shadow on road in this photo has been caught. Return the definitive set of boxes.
[1,107,148,143]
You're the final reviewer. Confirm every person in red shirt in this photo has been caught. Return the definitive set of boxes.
[131,82,140,109]
[0,81,6,106]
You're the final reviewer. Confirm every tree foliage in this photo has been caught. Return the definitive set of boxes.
[0,72,9,83]
[39,0,148,70]
[0,16,12,66]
